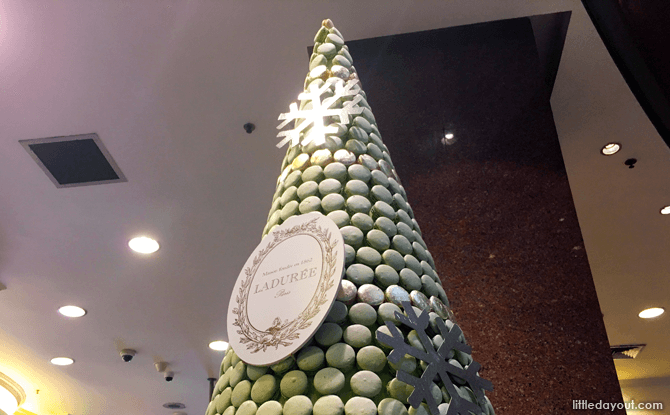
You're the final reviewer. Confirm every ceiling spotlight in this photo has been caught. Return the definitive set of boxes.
[0,372,26,415]
[601,143,621,155]
[660,206,670,215]
[638,307,665,319]
[441,132,457,146]
[209,341,229,351]
[50,357,74,366]
[164,371,174,382]
[58,305,86,318]
[128,236,159,254]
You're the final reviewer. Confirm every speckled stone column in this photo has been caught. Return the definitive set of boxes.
[206,20,494,415]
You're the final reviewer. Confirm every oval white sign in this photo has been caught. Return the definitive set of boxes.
[227,212,345,366]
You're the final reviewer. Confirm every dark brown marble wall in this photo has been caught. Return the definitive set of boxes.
[347,15,625,414]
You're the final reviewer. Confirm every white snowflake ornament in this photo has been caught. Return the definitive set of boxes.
[276,78,365,149]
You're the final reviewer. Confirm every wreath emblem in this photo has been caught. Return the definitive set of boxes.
[231,217,339,353]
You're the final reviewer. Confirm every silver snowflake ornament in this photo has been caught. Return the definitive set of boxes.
[377,301,493,415]
[276,78,364,149]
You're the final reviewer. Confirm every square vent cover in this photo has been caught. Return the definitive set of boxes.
[20,133,126,188]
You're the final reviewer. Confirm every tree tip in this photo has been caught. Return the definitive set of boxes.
[322,19,334,29]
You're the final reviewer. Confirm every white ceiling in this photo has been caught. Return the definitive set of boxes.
[0,1,668,414]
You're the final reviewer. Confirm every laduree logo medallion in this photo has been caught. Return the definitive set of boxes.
[228,212,345,366]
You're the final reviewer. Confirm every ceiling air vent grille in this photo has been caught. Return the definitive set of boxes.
[611,344,646,359]
[20,133,126,188]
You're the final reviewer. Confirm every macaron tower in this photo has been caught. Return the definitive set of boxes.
[207,19,494,415]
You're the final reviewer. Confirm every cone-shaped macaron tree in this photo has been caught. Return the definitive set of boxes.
[207,19,494,415]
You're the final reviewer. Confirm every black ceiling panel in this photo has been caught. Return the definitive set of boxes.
[20,133,126,188]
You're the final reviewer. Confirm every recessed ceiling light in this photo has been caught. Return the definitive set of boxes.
[58,305,86,318]
[661,206,670,215]
[128,236,160,254]
[50,357,74,366]
[601,143,621,155]
[209,341,229,351]
[638,307,664,319]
